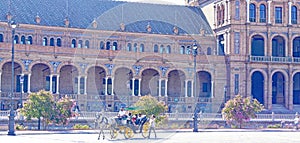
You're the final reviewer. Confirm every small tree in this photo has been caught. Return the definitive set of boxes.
[52,96,75,126]
[222,95,264,128]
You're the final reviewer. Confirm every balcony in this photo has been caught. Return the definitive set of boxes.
[248,55,300,63]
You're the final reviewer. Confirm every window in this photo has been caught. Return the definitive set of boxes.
[292,6,297,24]
[235,1,240,20]
[186,46,191,55]
[42,37,47,46]
[133,43,138,52]
[140,44,144,52]
[249,3,256,22]
[57,38,61,47]
[202,83,208,92]
[21,36,26,44]
[293,37,300,57]
[27,36,32,45]
[180,46,185,54]
[50,38,55,46]
[234,74,239,95]
[272,36,285,57]
[100,41,104,49]
[113,42,117,50]
[71,39,76,48]
[251,35,264,56]
[166,45,171,54]
[0,34,3,42]
[85,40,89,48]
[160,45,164,53]
[259,4,266,23]
[154,44,158,53]
[106,41,111,50]
[127,43,132,51]
[78,40,83,48]
[207,47,212,55]
[14,35,19,44]
[275,7,282,24]
[234,32,240,54]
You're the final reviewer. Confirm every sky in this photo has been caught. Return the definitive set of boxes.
[119,0,186,5]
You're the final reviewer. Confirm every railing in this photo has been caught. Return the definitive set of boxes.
[0,110,297,122]
[249,55,300,64]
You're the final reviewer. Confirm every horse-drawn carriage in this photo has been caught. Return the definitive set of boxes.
[95,110,151,140]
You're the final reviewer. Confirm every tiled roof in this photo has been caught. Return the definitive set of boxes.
[0,0,213,35]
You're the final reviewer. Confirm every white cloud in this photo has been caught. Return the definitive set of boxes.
[117,0,186,5]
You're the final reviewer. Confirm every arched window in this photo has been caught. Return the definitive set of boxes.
[207,47,212,55]
[85,40,89,48]
[154,44,158,53]
[14,35,19,44]
[78,40,83,48]
[42,37,47,46]
[106,41,111,50]
[21,36,26,44]
[27,36,32,45]
[166,45,171,54]
[0,34,3,42]
[275,7,283,24]
[113,42,117,50]
[292,6,297,24]
[160,45,164,53]
[50,38,55,46]
[57,38,61,47]
[259,4,266,23]
[272,36,285,57]
[293,37,300,57]
[127,43,132,51]
[133,43,138,52]
[71,39,76,48]
[186,46,191,55]
[140,44,144,52]
[180,46,185,54]
[249,3,256,22]
[100,41,104,49]
[251,35,264,56]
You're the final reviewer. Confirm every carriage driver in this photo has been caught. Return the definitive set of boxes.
[117,107,128,121]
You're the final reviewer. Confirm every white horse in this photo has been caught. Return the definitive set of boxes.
[95,112,109,140]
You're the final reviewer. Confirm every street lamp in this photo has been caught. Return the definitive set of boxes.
[8,21,17,136]
[19,75,24,108]
[192,43,198,132]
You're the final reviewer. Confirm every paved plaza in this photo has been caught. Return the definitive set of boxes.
[1,129,300,143]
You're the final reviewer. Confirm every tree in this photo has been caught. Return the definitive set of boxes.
[222,95,264,128]
[20,90,75,130]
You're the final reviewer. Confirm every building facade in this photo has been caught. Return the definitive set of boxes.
[213,0,300,111]
[0,0,226,113]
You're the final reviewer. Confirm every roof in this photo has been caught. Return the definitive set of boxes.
[0,0,213,35]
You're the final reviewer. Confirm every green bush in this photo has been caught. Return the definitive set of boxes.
[72,124,90,130]
[16,124,26,130]
[267,124,281,128]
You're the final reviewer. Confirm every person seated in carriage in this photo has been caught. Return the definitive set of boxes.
[116,107,128,124]
[135,113,148,133]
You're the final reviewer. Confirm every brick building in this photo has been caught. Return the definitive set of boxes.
[0,0,226,113]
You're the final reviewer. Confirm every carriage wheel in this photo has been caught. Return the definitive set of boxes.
[124,126,134,139]
[110,128,118,139]
[142,121,150,138]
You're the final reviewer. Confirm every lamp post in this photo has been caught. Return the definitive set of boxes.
[19,75,24,108]
[8,21,17,136]
[192,43,198,132]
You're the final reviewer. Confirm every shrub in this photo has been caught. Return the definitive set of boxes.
[72,124,90,130]
[16,124,26,130]
[267,124,281,128]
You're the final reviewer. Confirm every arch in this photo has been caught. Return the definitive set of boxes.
[30,63,51,92]
[259,4,266,23]
[293,37,300,57]
[141,68,160,96]
[186,46,191,55]
[140,44,144,52]
[57,38,62,47]
[251,35,264,56]
[272,72,286,105]
[14,35,19,44]
[153,44,158,53]
[251,71,264,104]
[167,70,186,97]
[114,67,133,97]
[249,3,256,22]
[207,47,212,55]
[59,65,79,94]
[160,45,164,53]
[112,42,117,50]
[127,43,132,51]
[180,46,185,54]
[0,33,3,42]
[42,37,47,46]
[50,38,55,46]
[100,41,104,50]
[166,45,171,54]
[71,39,76,48]
[27,36,33,45]
[28,60,53,74]
[106,41,111,50]
[272,36,285,57]
[86,66,107,95]
[78,40,83,48]
[196,71,212,98]
[133,43,138,52]
[292,6,297,24]
[21,35,26,44]
[85,40,90,48]
[293,72,300,104]
[1,62,22,92]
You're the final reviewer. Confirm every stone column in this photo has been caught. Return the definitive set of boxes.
[227,0,230,23]
[77,76,80,94]
[267,0,272,24]
[49,74,53,93]
[105,77,108,95]
[289,71,293,110]
[268,68,272,109]
[0,72,2,92]
[28,74,31,93]
[211,80,214,98]
[191,80,194,97]
[158,78,162,97]
[246,0,250,23]
[84,76,87,95]
[185,80,188,97]
[132,78,135,96]
[56,75,60,94]
[288,2,292,25]
[224,1,228,24]
[111,77,114,95]
[165,79,168,97]
[138,78,141,96]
